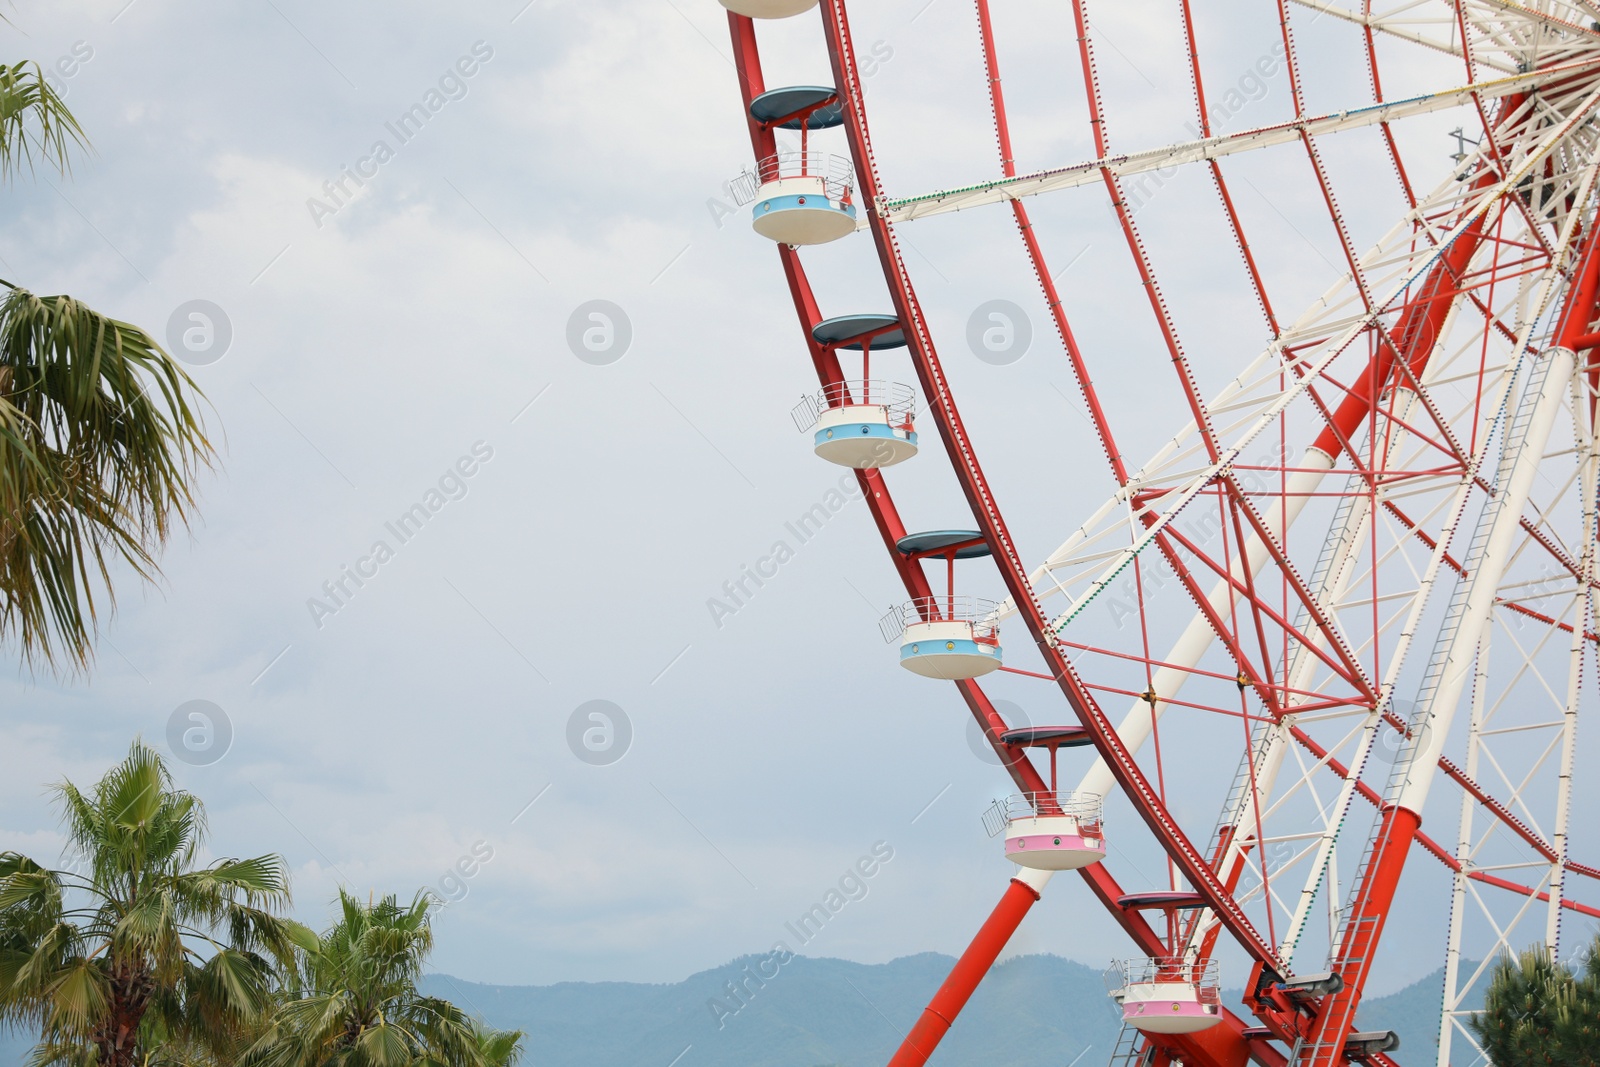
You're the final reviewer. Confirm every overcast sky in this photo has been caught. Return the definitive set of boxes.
[0,0,1582,1007]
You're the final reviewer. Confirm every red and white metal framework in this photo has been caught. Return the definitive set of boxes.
[722,1,1600,1064]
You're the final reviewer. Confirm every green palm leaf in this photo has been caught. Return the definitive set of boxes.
[0,61,88,178]
[472,1022,525,1067]
[0,286,213,672]
[355,1022,414,1066]
[41,958,106,1036]
[0,857,63,914]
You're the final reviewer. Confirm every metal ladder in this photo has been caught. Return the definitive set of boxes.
[1103,1023,1156,1067]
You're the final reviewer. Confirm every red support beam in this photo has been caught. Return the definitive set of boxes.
[885,877,1042,1067]
[1299,807,1421,1066]
[1556,214,1600,350]
[886,864,1277,1067]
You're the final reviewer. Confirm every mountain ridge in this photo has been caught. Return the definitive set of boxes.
[418,951,1486,1067]
[0,951,1488,1065]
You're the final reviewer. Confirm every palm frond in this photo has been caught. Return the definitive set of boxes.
[355,1021,414,1066]
[188,948,273,1026]
[0,287,213,672]
[24,1037,93,1067]
[39,957,107,1038]
[214,906,305,975]
[182,855,292,909]
[49,786,103,871]
[96,739,170,832]
[11,924,81,997]
[0,62,88,179]
[471,1021,526,1067]
[0,854,63,917]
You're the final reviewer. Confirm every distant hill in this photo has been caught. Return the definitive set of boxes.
[421,952,1119,1067]
[1354,960,1491,1062]
[418,953,1488,1067]
[0,953,1490,1066]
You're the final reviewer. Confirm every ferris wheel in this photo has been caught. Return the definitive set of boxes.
[714,1,1600,1065]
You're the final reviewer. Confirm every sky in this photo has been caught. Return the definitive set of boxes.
[0,0,1587,1009]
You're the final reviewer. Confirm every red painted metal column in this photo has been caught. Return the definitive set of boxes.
[1557,218,1600,350]
[886,876,1042,1067]
[1298,808,1420,1066]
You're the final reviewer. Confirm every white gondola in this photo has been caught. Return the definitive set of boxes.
[983,792,1105,871]
[717,0,819,18]
[793,381,918,468]
[731,152,857,245]
[881,597,1002,679]
[1106,958,1222,1035]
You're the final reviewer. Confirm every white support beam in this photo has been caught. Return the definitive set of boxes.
[872,59,1600,227]
[1286,0,1495,67]
[1546,364,1598,951]
[1397,345,1579,814]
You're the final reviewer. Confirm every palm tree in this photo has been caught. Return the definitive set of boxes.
[241,890,524,1067]
[470,1019,526,1067]
[0,58,213,673]
[0,739,309,1066]
[1469,937,1600,1065]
